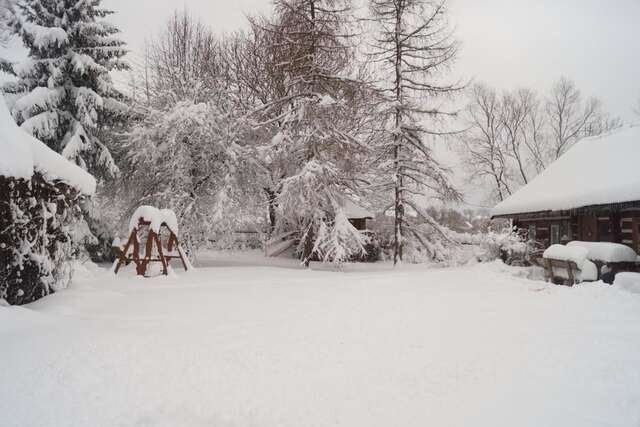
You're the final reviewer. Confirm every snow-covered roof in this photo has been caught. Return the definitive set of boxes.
[0,97,96,195]
[492,125,640,217]
[338,196,374,219]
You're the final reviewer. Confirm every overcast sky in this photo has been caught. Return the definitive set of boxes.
[102,0,640,121]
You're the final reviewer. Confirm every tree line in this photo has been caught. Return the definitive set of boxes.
[1,0,635,268]
[106,0,462,265]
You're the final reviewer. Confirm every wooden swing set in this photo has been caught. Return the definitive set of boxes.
[114,213,189,277]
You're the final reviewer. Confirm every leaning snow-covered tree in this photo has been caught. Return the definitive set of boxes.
[255,0,375,266]
[4,0,128,178]
[0,97,95,306]
[368,0,462,264]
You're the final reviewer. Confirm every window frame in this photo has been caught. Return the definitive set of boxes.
[550,224,560,245]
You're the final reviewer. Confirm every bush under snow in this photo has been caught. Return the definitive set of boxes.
[0,173,85,305]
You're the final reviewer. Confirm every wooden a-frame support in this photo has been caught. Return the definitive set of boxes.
[114,219,189,277]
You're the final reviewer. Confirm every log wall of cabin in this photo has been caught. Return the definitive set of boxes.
[513,217,572,249]
[513,209,640,254]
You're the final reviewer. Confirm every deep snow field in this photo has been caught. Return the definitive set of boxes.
[2,251,640,427]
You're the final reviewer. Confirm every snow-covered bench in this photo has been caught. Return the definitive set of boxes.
[543,244,598,285]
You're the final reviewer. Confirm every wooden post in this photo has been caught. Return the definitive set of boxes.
[114,231,135,274]
[139,229,157,276]
[154,232,168,275]
[567,261,575,286]
[169,232,189,271]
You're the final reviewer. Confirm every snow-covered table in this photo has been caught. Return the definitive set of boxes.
[566,241,640,283]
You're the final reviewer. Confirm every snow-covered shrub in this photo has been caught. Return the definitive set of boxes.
[455,228,530,265]
[310,211,370,266]
[122,100,246,258]
[369,214,467,265]
[0,173,83,305]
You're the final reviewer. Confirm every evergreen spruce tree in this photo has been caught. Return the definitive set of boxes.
[4,0,128,179]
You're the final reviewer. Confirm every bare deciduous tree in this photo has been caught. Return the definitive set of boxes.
[546,77,620,160]
[460,77,621,204]
[501,88,536,184]
[146,11,224,105]
[460,84,511,201]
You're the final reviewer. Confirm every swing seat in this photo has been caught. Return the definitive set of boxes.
[114,207,188,277]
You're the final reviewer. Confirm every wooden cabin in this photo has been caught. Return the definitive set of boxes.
[491,125,640,253]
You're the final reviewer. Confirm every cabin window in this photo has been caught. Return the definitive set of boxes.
[550,224,560,245]
[528,225,536,241]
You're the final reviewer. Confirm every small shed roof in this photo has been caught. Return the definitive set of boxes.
[492,125,640,218]
[338,196,375,219]
[0,97,96,195]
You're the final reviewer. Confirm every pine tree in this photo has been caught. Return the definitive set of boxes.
[4,0,128,179]
[368,0,462,265]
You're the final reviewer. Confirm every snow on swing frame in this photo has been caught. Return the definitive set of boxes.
[113,206,191,277]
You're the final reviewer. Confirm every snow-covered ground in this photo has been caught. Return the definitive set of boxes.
[2,252,640,427]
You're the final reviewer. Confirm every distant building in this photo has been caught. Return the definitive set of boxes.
[491,126,640,252]
[339,196,374,230]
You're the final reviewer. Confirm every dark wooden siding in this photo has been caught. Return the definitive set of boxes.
[513,210,640,254]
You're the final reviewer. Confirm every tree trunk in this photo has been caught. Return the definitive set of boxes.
[264,188,278,233]
[393,3,404,266]
[302,222,314,268]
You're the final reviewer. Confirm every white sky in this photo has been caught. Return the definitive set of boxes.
[102,0,640,121]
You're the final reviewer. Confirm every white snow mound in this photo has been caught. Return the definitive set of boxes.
[129,206,179,234]
[613,272,640,294]
[567,241,637,263]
